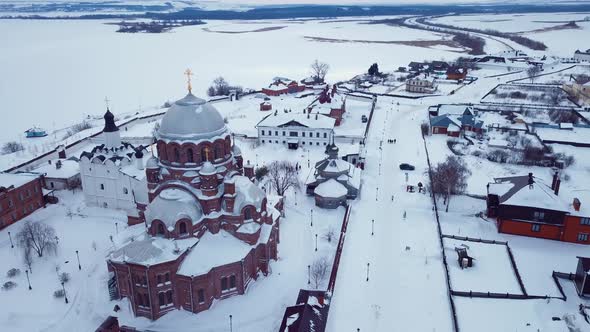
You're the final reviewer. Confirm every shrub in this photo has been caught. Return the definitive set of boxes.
[63,121,92,140]
[2,281,17,290]
[420,122,429,136]
[59,272,71,284]
[53,289,65,298]
[255,166,269,181]
[488,149,510,163]
[6,268,21,278]
[509,91,527,99]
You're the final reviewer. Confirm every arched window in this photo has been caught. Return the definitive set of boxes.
[244,208,253,220]
[201,147,208,162]
[187,148,194,163]
[179,222,187,235]
[158,292,165,306]
[123,187,128,195]
[215,144,223,160]
[174,148,180,162]
[166,290,173,304]
[157,223,165,236]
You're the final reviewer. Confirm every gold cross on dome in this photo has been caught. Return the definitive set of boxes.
[184,68,194,94]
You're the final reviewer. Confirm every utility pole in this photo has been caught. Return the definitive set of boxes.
[366,263,370,282]
[76,250,81,270]
[7,231,14,248]
[371,219,374,236]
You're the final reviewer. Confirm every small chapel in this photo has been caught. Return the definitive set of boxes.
[106,74,283,320]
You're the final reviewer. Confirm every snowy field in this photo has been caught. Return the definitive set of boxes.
[443,238,522,294]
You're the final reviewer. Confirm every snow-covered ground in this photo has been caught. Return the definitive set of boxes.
[3,10,590,332]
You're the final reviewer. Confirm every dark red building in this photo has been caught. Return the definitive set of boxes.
[106,91,282,320]
[487,173,590,244]
[262,79,305,96]
[0,173,45,230]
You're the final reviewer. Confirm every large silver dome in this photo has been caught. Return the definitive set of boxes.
[158,93,227,141]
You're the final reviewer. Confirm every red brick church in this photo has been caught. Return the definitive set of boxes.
[106,84,282,320]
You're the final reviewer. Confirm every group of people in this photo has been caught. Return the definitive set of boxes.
[386,138,396,144]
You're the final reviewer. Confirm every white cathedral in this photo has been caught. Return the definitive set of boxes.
[79,109,150,224]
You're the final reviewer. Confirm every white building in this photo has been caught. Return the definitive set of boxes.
[406,75,437,93]
[574,49,590,62]
[256,111,335,149]
[32,159,80,190]
[79,109,150,224]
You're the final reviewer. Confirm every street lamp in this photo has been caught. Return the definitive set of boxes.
[229,314,233,332]
[307,265,311,285]
[310,209,313,227]
[7,231,14,248]
[315,234,318,252]
[366,263,370,282]
[25,270,31,290]
[61,282,69,304]
[115,222,118,235]
[371,219,374,236]
[75,250,81,270]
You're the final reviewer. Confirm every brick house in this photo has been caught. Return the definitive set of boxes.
[486,173,590,244]
[406,75,437,93]
[262,78,305,96]
[0,173,45,230]
[309,85,346,126]
[446,66,468,80]
[106,90,282,320]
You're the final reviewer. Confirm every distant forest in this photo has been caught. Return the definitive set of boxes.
[3,3,590,21]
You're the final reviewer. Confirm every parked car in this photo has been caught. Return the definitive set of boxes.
[361,115,368,123]
[399,163,415,171]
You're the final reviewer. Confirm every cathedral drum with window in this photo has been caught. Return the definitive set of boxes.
[106,88,282,320]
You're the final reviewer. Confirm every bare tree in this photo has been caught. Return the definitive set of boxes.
[268,161,300,196]
[310,60,330,83]
[526,66,541,83]
[1,141,24,155]
[429,156,471,212]
[16,221,58,258]
[23,245,33,273]
[310,257,330,289]
[322,226,336,243]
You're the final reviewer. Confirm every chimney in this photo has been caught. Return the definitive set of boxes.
[57,144,66,159]
[554,179,561,196]
[551,171,559,190]
[573,198,581,211]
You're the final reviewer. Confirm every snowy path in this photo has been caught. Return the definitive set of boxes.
[326,98,453,331]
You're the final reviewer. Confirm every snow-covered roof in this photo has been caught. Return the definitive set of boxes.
[109,234,198,266]
[145,188,204,229]
[559,122,574,129]
[490,176,569,212]
[157,93,228,141]
[257,112,336,130]
[177,230,253,277]
[314,179,348,198]
[233,175,266,212]
[32,159,79,179]
[0,172,41,189]
[237,222,261,234]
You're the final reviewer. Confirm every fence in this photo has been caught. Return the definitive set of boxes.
[327,205,351,292]
[422,133,461,332]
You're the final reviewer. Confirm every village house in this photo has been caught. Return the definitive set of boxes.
[563,74,590,106]
[79,109,150,225]
[309,85,346,126]
[406,75,437,93]
[486,173,590,244]
[261,78,306,96]
[0,172,45,230]
[575,256,590,297]
[574,49,590,62]
[429,107,484,136]
[446,66,468,80]
[31,158,80,190]
[260,101,272,111]
[107,86,282,321]
[256,110,336,149]
[306,142,360,209]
